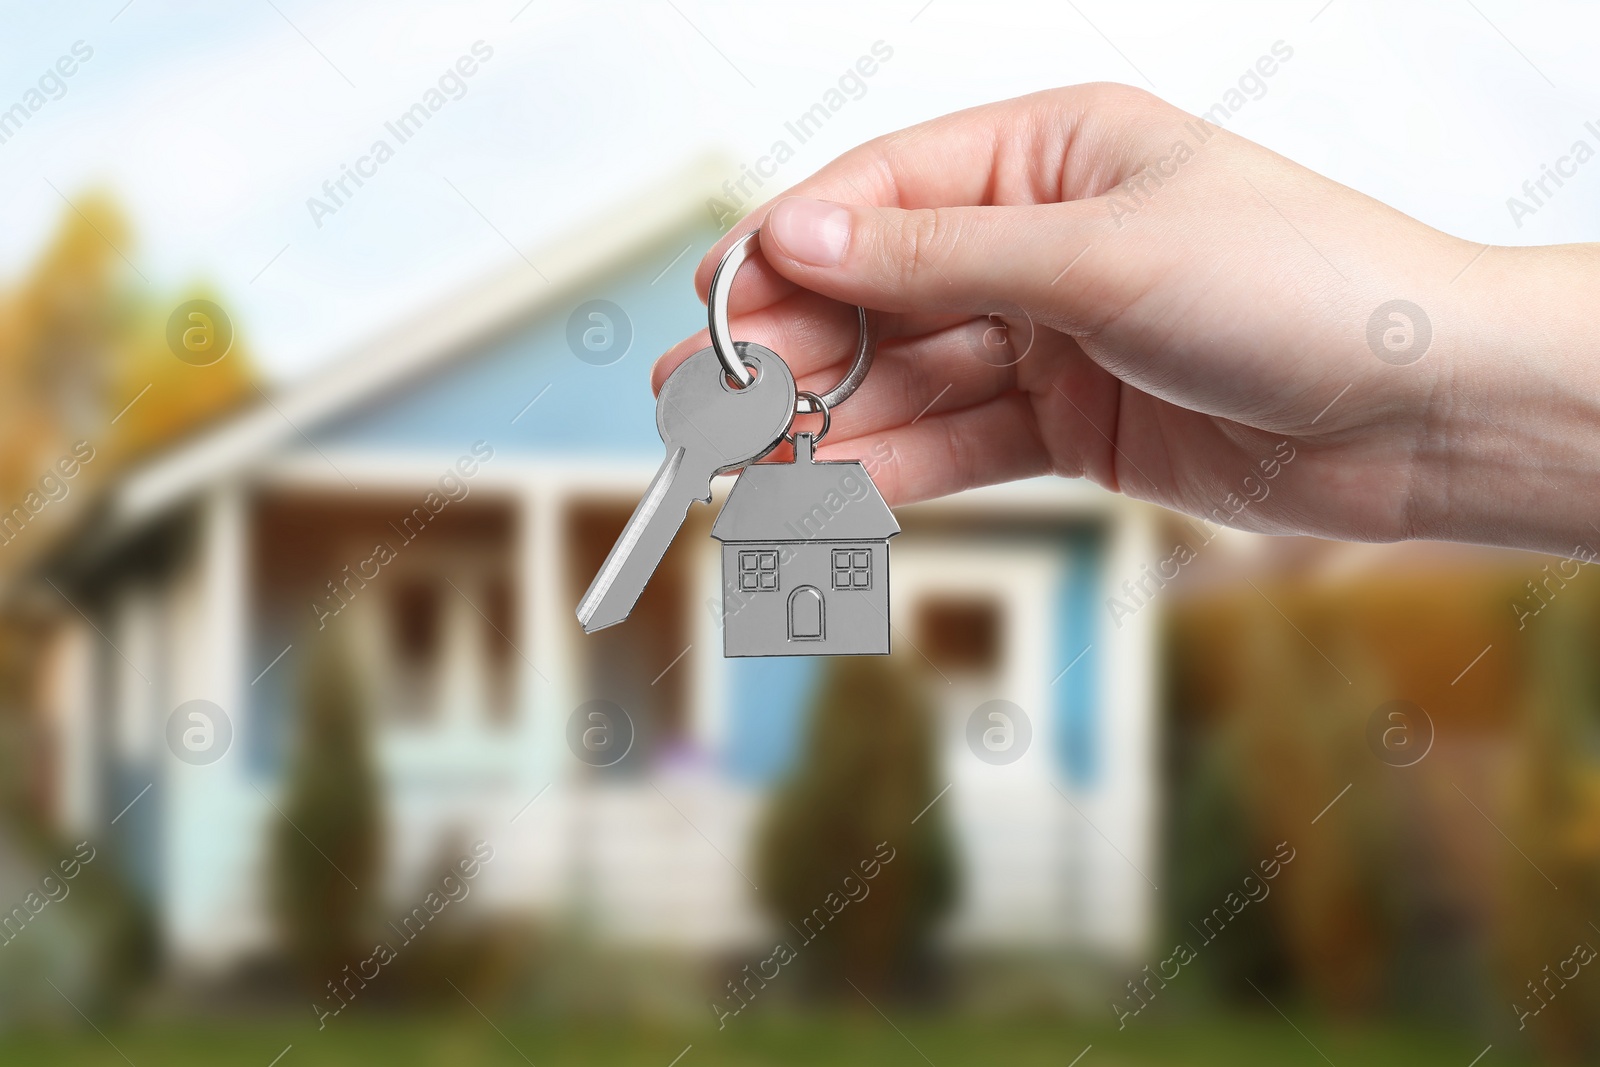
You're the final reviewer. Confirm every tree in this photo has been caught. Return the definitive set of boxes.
[1504,582,1600,1061]
[0,191,255,577]
[755,655,957,999]
[272,629,383,986]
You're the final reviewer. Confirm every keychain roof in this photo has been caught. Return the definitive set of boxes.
[711,431,900,544]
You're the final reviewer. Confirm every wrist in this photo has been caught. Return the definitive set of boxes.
[1415,242,1600,555]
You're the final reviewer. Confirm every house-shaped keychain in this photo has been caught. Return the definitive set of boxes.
[712,432,900,657]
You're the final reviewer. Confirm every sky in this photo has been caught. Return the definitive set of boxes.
[2,0,1598,383]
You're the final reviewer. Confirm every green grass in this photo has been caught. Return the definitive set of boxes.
[0,1013,1534,1067]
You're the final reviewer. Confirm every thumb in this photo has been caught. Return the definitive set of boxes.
[759,194,1104,318]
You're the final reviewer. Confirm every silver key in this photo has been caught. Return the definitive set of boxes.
[576,343,796,633]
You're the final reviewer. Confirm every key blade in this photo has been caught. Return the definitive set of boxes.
[575,446,711,633]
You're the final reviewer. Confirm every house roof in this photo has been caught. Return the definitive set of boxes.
[105,156,736,535]
[711,433,900,543]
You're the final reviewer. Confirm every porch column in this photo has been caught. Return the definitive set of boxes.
[164,484,258,969]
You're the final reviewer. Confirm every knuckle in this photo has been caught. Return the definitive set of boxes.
[893,207,955,291]
[940,415,974,493]
[898,346,935,424]
[1072,81,1167,116]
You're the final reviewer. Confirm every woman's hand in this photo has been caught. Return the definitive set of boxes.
[654,83,1600,557]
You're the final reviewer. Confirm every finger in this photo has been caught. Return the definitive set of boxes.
[815,391,1052,506]
[693,82,1174,300]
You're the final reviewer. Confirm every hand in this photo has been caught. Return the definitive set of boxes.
[654,83,1600,557]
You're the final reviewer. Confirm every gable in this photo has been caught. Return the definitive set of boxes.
[107,160,736,533]
[305,220,722,461]
[711,440,899,543]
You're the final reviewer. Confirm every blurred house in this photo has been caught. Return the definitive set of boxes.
[22,163,1161,973]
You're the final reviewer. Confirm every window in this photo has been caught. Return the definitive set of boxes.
[393,579,442,661]
[832,548,872,590]
[390,578,443,724]
[915,596,1003,675]
[738,549,779,592]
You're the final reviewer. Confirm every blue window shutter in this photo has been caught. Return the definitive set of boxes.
[1055,531,1103,786]
[722,656,821,783]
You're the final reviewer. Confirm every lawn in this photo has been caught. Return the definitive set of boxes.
[0,1013,1532,1067]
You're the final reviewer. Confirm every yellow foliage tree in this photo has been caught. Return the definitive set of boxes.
[0,190,255,573]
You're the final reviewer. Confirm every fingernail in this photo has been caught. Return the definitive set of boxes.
[767,197,850,267]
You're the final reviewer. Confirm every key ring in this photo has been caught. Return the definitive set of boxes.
[708,229,876,414]
[784,390,831,445]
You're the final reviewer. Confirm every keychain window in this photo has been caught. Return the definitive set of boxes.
[832,549,872,590]
[738,549,779,592]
